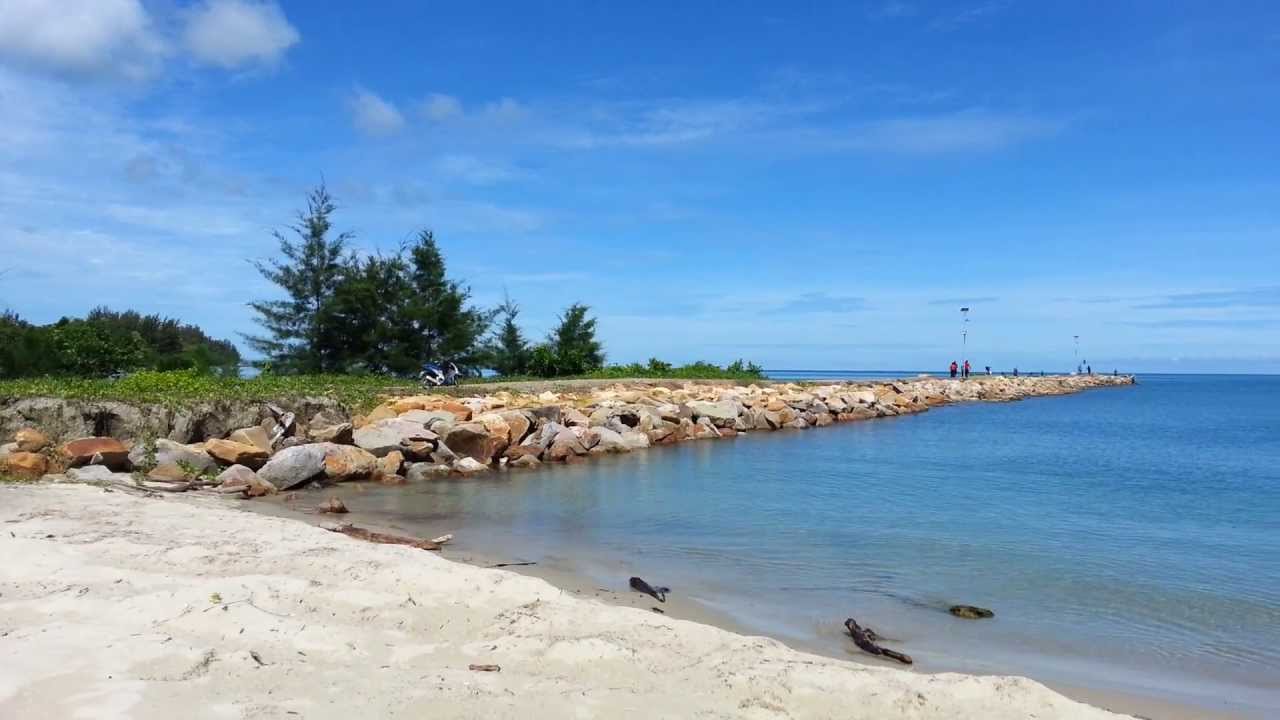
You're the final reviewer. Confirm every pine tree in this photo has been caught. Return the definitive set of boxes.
[404,230,492,372]
[488,293,530,376]
[321,253,418,374]
[245,185,351,372]
[543,302,604,376]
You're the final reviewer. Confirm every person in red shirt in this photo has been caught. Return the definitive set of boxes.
[963,360,971,378]
[950,361,958,378]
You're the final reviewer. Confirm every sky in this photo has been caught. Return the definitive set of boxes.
[1,1,1278,373]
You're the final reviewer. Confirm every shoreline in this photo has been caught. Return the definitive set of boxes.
[1,484,1130,719]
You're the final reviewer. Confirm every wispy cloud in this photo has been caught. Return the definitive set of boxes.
[1132,287,1280,310]
[834,109,1064,154]
[554,98,819,149]
[928,296,999,306]
[420,93,463,121]
[433,154,523,185]
[872,2,917,19]
[1111,317,1278,329]
[931,1,1012,31]
[348,87,405,136]
[762,292,868,315]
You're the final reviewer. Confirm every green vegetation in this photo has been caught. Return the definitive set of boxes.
[0,308,239,379]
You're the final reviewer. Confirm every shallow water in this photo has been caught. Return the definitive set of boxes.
[308,375,1280,715]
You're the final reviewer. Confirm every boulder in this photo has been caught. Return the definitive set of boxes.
[503,445,541,462]
[377,450,404,480]
[228,426,273,453]
[688,401,738,425]
[147,463,191,483]
[434,400,473,421]
[452,457,490,474]
[128,438,216,473]
[498,410,533,444]
[444,422,505,464]
[257,444,328,490]
[508,454,540,469]
[307,422,353,444]
[527,405,562,425]
[0,442,14,462]
[66,465,127,483]
[61,437,130,469]
[545,430,587,461]
[399,409,456,425]
[363,405,398,424]
[14,428,49,453]
[474,413,513,445]
[216,464,258,488]
[562,408,590,427]
[851,390,876,405]
[322,444,379,482]
[406,462,452,481]
[204,439,269,468]
[3,451,48,478]
[620,430,651,450]
[353,419,438,457]
[586,427,629,454]
[949,605,995,620]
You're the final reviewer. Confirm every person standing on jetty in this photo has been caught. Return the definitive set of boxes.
[950,361,958,378]
[963,360,971,379]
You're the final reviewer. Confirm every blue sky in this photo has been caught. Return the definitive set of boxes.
[1,1,1278,373]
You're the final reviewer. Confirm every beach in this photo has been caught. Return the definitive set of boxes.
[0,484,1130,719]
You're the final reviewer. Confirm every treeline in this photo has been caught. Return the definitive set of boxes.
[246,185,609,378]
[0,307,240,378]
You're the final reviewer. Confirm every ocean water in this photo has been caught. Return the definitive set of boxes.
[310,375,1280,715]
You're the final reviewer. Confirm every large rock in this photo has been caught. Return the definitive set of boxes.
[498,410,533,445]
[3,451,48,478]
[399,409,456,425]
[307,422,353,444]
[452,457,490,475]
[377,450,404,480]
[406,462,452,481]
[527,405,562,425]
[687,401,739,428]
[508,453,540,469]
[128,438,216,473]
[545,429,587,461]
[322,444,379,482]
[620,430,651,450]
[257,443,328,490]
[216,464,258,488]
[14,428,49,453]
[562,408,590,427]
[65,465,129,483]
[228,426,273,453]
[204,439,269,468]
[586,427,629,454]
[443,422,505,464]
[353,419,438,457]
[61,437,130,469]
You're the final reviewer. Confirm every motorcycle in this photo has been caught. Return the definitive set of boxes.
[419,361,461,388]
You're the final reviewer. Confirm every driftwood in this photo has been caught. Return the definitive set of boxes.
[629,576,670,603]
[844,618,912,665]
[489,561,536,568]
[468,664,500,672]
[325,523,442,551]
[429,534,453,545]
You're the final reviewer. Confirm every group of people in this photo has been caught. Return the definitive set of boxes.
[949,360,971,379]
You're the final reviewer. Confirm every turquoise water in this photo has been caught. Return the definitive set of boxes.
[325,375,1280,714]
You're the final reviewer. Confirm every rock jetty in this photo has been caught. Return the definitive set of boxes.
[1,374,1133,493]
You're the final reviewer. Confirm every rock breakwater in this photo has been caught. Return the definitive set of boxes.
[1,374,1133,493]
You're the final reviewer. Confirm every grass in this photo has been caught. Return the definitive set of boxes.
[0,371,420,411]
[0,363,767,410]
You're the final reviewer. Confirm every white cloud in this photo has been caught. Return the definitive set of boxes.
[434,154,521,185]
[839,109,1064,153]
[183,0,300,69]
[0,0,164,80]
[483,97,528,123]
[421,93,462,121]
[348,88,405,136]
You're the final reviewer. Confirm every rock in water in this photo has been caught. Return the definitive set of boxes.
[204,439,270,468]
[256,444,328,490]
[949,605,995,619]
[318,497,348,514]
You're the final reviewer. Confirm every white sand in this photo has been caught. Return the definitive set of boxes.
[0,485,1130,719]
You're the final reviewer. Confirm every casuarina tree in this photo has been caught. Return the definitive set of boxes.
[404,230,493,372]
[535,302,604,376]
[245,185,351,373]
[487,293,530,376]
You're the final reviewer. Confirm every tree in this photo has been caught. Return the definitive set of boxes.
[404,230,492,372]
[530,302,604,377]
[245,184,351,373]
[321,253,418,374]
[487,293,530,376]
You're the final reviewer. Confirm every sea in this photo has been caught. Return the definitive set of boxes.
[295,373,1280,716]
